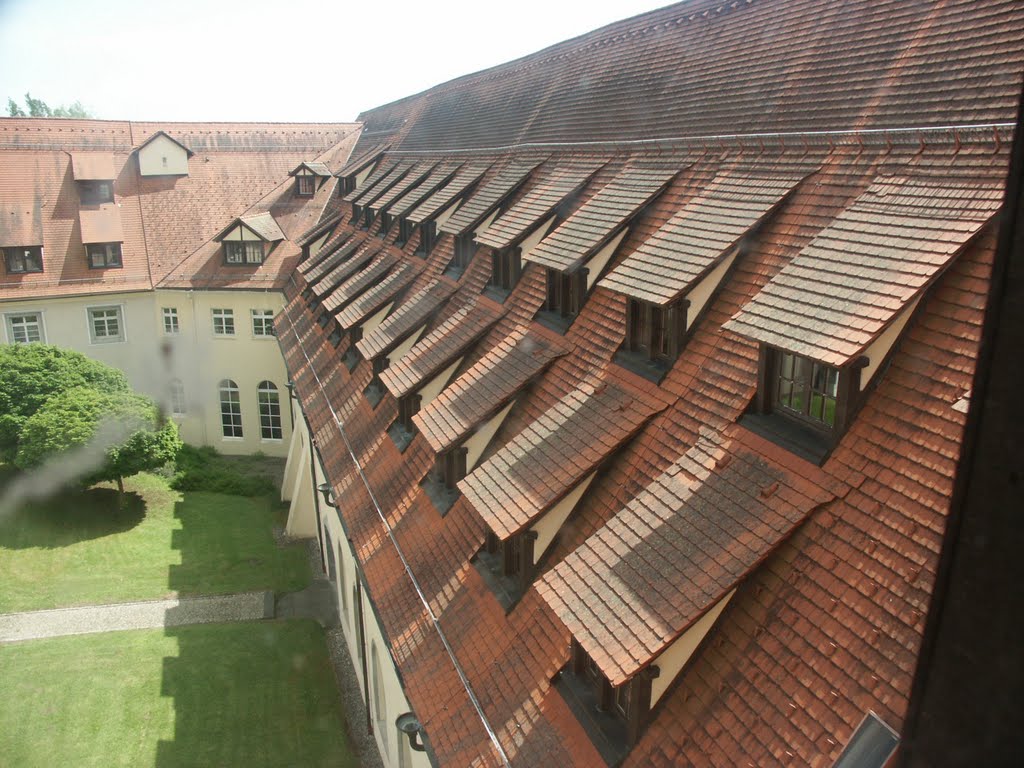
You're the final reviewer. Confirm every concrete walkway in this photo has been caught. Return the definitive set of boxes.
[0,591,275,643]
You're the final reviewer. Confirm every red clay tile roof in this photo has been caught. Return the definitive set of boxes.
[439,159,544,236]
[69,152,115,180]
[525,166,678,272]
[407,164,489,225]
[79,204,124,243]
[134,130,193,156]
[295,211,343,250]
[723,174,1004,366]
[335,259,420,330]
[414,325,570,454]
[368,163,437,214]
[214,211,285,242]
[538,424,838,686]
[601,171,808,304]
[289,161,332,177]
[343,160,410,204]
[334,142,389,178]
[379,300,503,399]
[0,201,43,246]
[460,375,666,540]
[312,241,381,299]
[303,235,367,285]
[387,163,462,220]
[355,279,456,360]
[324,252,397,314]
[476,162,604,249]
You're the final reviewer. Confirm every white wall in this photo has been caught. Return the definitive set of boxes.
[138,134,189,176]
[0,286,292,456]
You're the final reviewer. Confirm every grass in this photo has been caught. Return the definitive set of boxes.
[0,471,310,613]
[0,621,357,768]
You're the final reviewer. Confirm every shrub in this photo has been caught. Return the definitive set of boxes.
[171,444,276,496]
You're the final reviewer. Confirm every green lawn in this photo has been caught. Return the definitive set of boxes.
[0,471,310,612]
[0,621,357,768]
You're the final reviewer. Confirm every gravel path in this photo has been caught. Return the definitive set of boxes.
[0,591,273,643]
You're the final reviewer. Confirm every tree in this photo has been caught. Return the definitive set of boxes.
[0,344,130,461]
[6,93,92,118]
[15,386,181,495]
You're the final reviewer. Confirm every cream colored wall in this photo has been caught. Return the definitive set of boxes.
[220,224,261,242]
[308,231,331,260]
[519,215,557,259]
[389,325,426,364]
[312,462,431,768]
[432,200,460,232]
[472,208,501,240]
[138,135,189,176]
[464,399,516,471]
[859,296,921,390]
[583,229,627,290]
[163,289,291,455]
[417,356,464,407]
[649,589,736,705]
[684,249,738,328]
[361,302,394,336]
[530,471,597,557]
[354,164,375,188]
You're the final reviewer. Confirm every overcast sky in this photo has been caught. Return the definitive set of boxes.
[0,0,674,123]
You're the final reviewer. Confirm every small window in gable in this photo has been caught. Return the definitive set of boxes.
[79,180,114,206]
[4,246,43,274]
[224,240,265,265]
[86,243,122,269]
[296,174,316,197]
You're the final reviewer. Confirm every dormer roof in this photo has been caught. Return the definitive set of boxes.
[213,212,286,243]
[134,130,194,158]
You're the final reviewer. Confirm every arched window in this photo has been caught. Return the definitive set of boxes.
[371,641,388,748]
[257,380,283,440]
[219,379,242,438]
[169,379,186,416]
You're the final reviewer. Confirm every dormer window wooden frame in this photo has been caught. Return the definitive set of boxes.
[627,297,686,363]
[388,393,422,452]
[447,233,477,277]
[79,180,114,206]
[224,240,266,266]
[363,356,390,408]
[745,345,863,463]
[476,529,540,609]
[86,242,122,269]
[4,246,43,274]
[422,446,467,514]
[296,174,316,197]
[487,247,522,298]
[539,267,588,331]
[415,221,437,258]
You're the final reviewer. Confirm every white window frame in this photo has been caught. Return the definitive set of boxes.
[251,309,275,337]
[87,305,126,344]
[257,380,283,441]
[219,379,243,439]
[212,308,235,337]
[162,307,180,335]
[169,378,186,416]
[4,310,46,344]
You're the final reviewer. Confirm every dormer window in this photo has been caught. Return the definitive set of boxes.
[774,351,839,429]
[296,175,316,197]
[79,180,113,205]
[86,242,122,269]
[215,213,283,267]
[4,246,43,274]
[421,447,467,515]
[447,234,477,277]
[388,393,422,452]
[619,297,686,378]
[225,241,265,265]
[415,221,437,257]
[488,247,521,296]
[538,268,587,331]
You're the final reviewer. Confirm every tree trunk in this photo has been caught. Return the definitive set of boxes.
[116,476,124,497]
